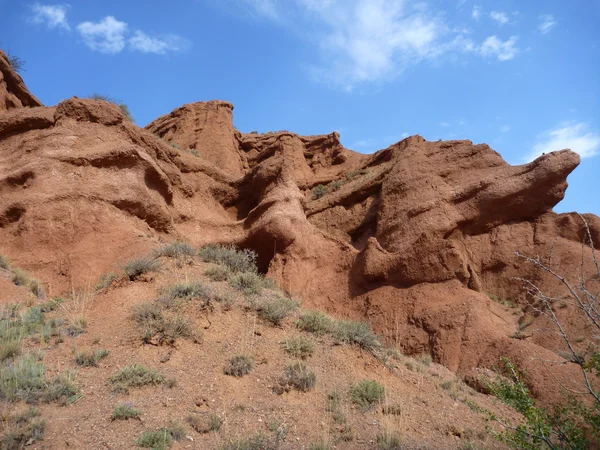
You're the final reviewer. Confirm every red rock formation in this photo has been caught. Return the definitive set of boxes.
[1,55,598,406]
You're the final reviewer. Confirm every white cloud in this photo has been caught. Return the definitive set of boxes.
[129,31,187,54]
[401,132,409,138]
[241,0,280,20]
[490,11,509,25]
[538,14,557,34]
[472,5,482,21]
[77,16,127,54]
[478,35,518,61]
[440,121,450,127]
[525,122,600,161]
[30,3,70,30]
[500,124,510,132]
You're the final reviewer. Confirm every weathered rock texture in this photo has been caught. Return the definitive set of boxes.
[0,50,42,112]
[1,54,598,406]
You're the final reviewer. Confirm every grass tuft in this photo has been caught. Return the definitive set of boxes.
[155,241,195,258]
[296,311,334,335]
[187,413,223,433]
[123,257,161,280]
[376,430,403,450]
[281,362,316,392]
[75,349,109,367]
[350,379,385,409]
[229,271,265,295]
[280,336,314,359]
[205,265,230,282]
[112,403,141,420]
[108,364,167,394]
[198,245,258,273]
[0,407,45,449]
[334,320,379,350]
[253,296,299,326]
[224,355,253,377]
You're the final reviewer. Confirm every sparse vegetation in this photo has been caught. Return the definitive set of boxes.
[7,52,26,73]
[187,413,223,433]
[111,403,141,421]
[198,245,258,273]
[0,254,9,269]
[123,256,161,280]
[222,433,276,450]
[160,281,212,305]
[155,241,195,259]
[74,349,109,367]
[333,320,379,350]
[350,379,385,409]
[136,422,184,450]
[205,265,230,281]
[94,272,117,291]
[131,301,195,346]
[11,268,45,299]
[281,336,314,359]
[108,364,168,394]
[281,362,316,392]
[309,441,332,450]
[312,184,328,200]
[377,430,402,450]
[0,407,45,449]
[229,271,265,295]
[296,310,334,335]
[252,296,299,325]
[345,168,369,181]
[89,93,134,122]
[224,355,253,377]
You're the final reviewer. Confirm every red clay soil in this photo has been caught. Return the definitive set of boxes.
[0,47,598,448]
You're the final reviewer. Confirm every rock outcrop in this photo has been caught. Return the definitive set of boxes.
[0,50,42,112]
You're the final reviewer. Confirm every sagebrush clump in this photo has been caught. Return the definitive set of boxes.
[224,355,253,377]
[350,379,385,409]
[198,245,258,273]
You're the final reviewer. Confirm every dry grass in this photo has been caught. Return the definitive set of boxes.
[224,355,253,377]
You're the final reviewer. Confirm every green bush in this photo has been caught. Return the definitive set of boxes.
[123,257,161,280]
[282,362,316,392]
[229,271,265,295]
[350,379,385,409]
[312,184,328,199]
[131,302,194,346]
[281,336,314,359]
[253,296,299,326]
[205,265,230,281]
[111,403,141,420]
[296,311,334,335]
[75,349,109,367]
[198,245,258,273]
[108,364,167,394]
[334,320,379,350]
[42,371,80,405]
[224,355,253,377]
[160,282,212,304]
[155,241,195,258]
[0,353,46,403]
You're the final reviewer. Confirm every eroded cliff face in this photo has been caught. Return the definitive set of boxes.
[1,54,598,406]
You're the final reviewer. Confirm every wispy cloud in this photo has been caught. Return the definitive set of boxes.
[478,35,518,61]
[490,11,509,26]
[129,31,188,54]
[76,16,128,54]
[238,0,519,89]
[538,14,557,34]
[500,124,511,132]
[472,5,482,21]
[526,122,600,161]
[30,3,70,30]
[440,121,450,127]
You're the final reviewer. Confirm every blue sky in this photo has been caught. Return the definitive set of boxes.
[1,0,599,214]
